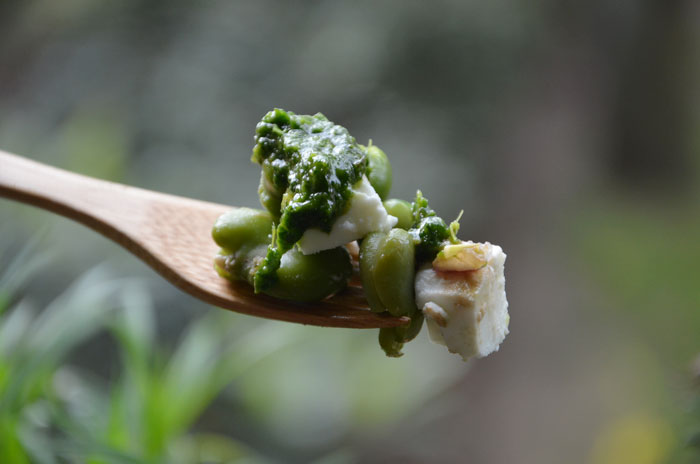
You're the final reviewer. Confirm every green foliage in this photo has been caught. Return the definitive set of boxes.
[0,240,462,462]
[0,243,269,463]
[0,245,126,463]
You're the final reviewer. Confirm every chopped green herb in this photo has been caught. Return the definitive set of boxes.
[408,191,450,263]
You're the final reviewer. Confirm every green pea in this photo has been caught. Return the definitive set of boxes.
[379,312,425,357]
[212,208,272,252]
[383,199,413,230]
[359,232,388,313]
[372,228,416,317]
[365,144,392,200]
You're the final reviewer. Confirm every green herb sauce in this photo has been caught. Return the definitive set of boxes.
[409,191,450,263]
[252,108,368,292]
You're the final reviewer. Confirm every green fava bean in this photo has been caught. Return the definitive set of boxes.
[378,328,404,358]
[383,199,413,230]
[218,245,352,302]
[372,228,416,317]
[266,247,352,302]
[396,310,424,342]
[214,240,266,287]
[365,144,392,200]
[212,208,272,252]
[379,312,425,357]
[359,232,388,313]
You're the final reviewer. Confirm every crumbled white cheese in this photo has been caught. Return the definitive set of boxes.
[415,242,509,361]
[298,176,397,255]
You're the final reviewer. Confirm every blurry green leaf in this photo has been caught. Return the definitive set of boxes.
[158,312,232,440]
[0,291,10,314]
[213,320,309,389]
[0,267,122,413]
[52,367,113,435]
[0,232,53,310]
[0,301,34,356]
[27,267,122,357]
[169,433,267,464]
[18,417,58,464]
[116,283,155,357]
[0,417,31,464]
[44,395,142,464]
[111,283,155,394]
[104,384,131,452]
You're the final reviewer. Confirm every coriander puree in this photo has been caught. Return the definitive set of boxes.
[252,108,368,292]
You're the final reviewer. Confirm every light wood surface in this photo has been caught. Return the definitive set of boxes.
[0,150,409,328]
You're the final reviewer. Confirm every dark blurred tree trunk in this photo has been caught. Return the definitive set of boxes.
[610,0,697,190]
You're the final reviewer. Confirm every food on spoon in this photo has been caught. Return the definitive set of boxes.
[213,108,510,360]
[251,109,395,293]
[212,208,352,302]
[359,192,509,358]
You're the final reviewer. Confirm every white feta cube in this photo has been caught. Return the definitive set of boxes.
[415,242,509,361]
[298,175,397,255]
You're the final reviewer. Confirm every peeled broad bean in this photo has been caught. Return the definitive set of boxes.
[379,312,425,357]
[383,199,413,230]
[267,247,352,302]
[378,327,403,358]
[360,228,416,317]
[213,207,351,301]
[212,207,272,252]
[361,227,422,356]
[365,144,392,200]
[359,232,388,313]
[372,228,416,317]
[218,243,351,302]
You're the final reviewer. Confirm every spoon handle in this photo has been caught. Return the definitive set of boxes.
[0,150,212,249]
[0,149,222,279]
[0,150,139,232]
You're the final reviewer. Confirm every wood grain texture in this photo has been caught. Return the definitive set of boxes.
[0,150,409,328]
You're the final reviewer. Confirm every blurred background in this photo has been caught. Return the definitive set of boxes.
[1,0,699,462]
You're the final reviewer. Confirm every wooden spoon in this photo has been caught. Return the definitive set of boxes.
[0,150,409,329]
